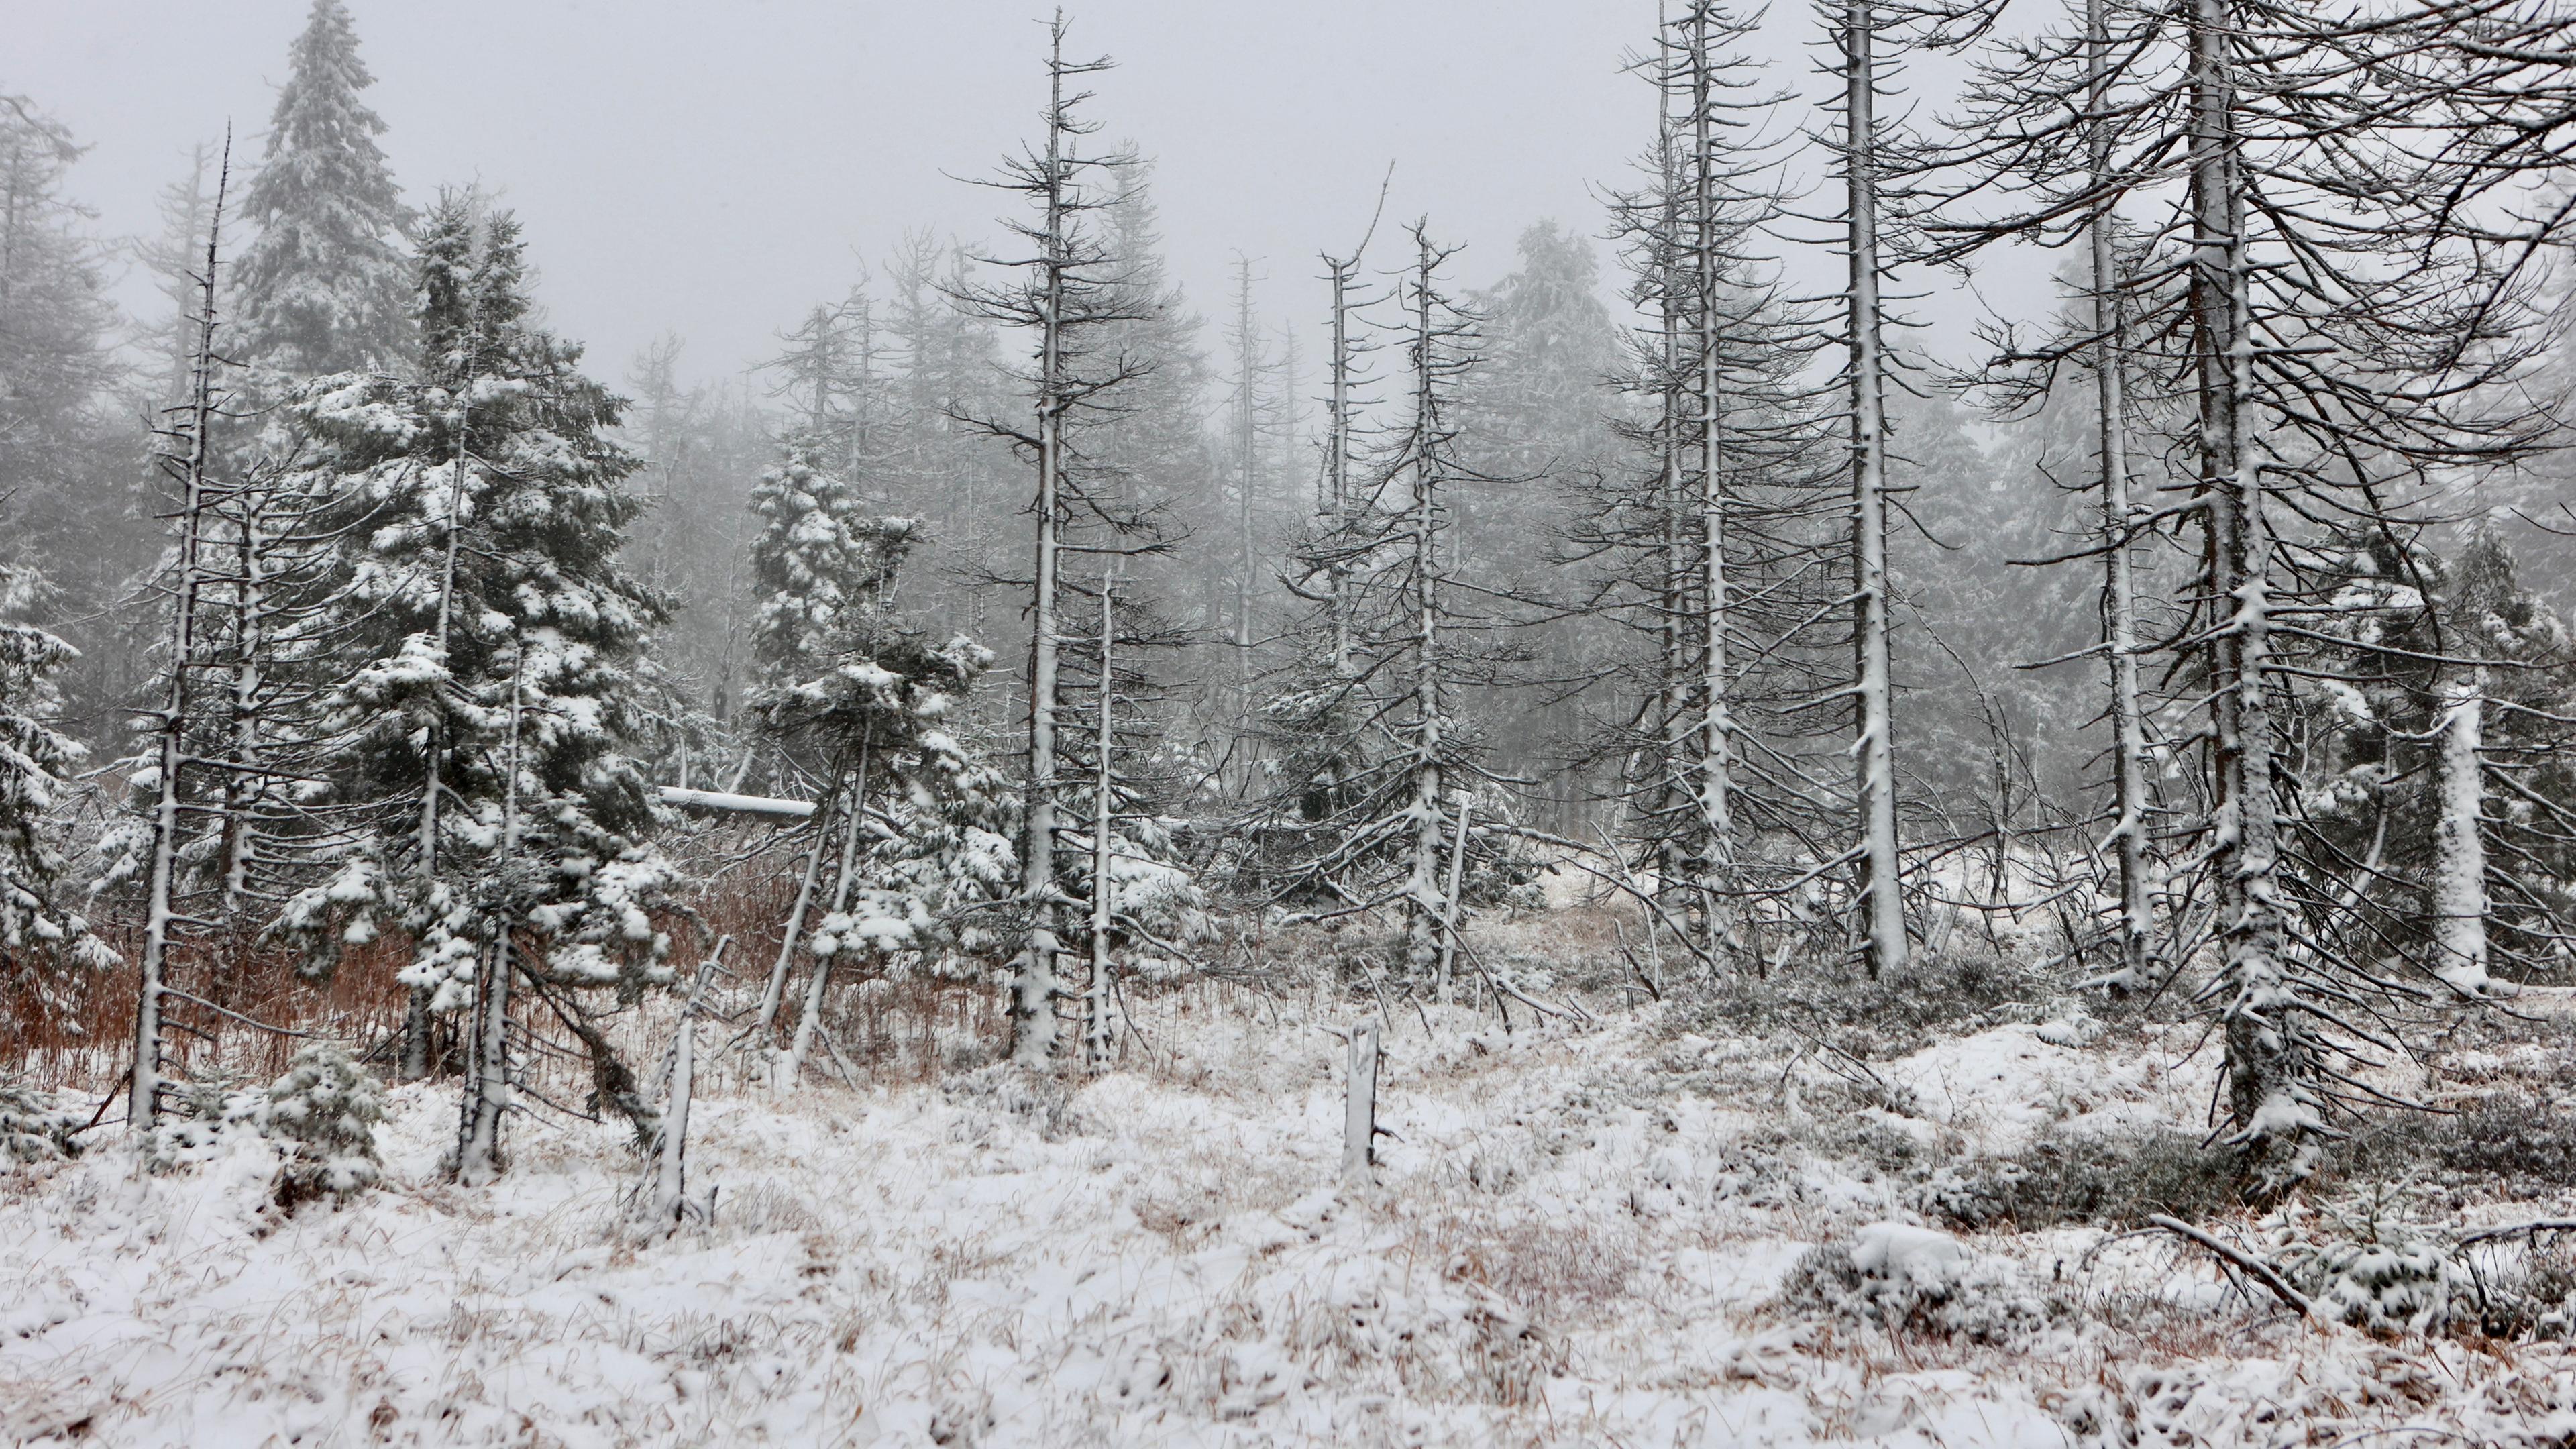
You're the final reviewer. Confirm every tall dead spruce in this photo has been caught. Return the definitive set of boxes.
[1830,0,1909,981]
[131,145,235,1132]
[955,14,1161,1065]
[1592,3,1823,973]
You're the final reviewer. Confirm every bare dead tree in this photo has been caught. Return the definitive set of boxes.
[951,12,1163,1064]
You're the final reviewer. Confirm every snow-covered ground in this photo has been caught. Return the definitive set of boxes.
[7,974,2576,1447]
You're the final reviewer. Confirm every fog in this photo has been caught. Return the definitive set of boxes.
[19,0,2006,382]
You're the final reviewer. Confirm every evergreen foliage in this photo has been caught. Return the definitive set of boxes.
[276,195,677,1016]
[233,0,412,377]
[0,557,113,979]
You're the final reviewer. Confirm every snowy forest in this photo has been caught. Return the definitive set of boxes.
[9,0,2576,1442]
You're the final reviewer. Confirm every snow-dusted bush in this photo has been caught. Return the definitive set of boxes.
[147,1072,268,1167]
[1674,942,2063,1061]
[0,1083,83,1165]
[138,1046,385,1207]
[2467,1236,2576,1341]
[264,1042,385,1208]
[943,1063,1083,1142]
[1780,1221,2053,1344]
[2266,1183,2456,1335]
[1915,1124,2241,1230]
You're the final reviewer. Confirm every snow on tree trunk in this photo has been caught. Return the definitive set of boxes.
[1687,9,1739,967]
[1843,0,1907,981]
[1083,580,1118,1071]
[2432,672,2492,997]
[2190,1,2316,1173]
[782,743,869,1095]
[2088,0,2154,991]
[1401,231,1450,989]
[1006,29,1089,1069]
[753,792,837,1047]
[647,1009,694,1233]
[453,653,523,1186]
[1436,792,1472,1006]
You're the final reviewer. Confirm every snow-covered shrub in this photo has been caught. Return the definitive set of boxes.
[147,1071,268,1168]
[943,1063,1083,1142]
[137,1046,385,1205]
[1780,1221,2052,1344]
[0,1083,83,1165]
[2266,1182,2456,1335]
[264,1042,385,1208]
[2465,1235,2576,1341]
[1673,941,2062,1061]
[1916,1124,2241,1230]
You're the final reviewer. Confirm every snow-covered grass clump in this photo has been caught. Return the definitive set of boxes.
[1780,1220,2055,1344]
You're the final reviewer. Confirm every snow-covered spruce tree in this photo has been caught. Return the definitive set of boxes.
[740,426,920,1051]
[949,18,1169,1065]
[273,196,676,1177]
[2300,530,2576,998]
[264,1040,385,1208]
[753,531,1015,1089]
[0,551,116,1006]
[1929,0,2570,1179]
[231,0,411,378]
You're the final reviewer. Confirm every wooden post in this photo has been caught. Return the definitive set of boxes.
[1342,1020,1380,1181]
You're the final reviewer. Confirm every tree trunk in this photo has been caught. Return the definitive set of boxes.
[2088,0,2154,991]
[1401,236,1447,987]
[1085,580,1118,1071]
[753,790,839,1046]
[1688,12,1739,967]
[2432,672,2492,996]
[1435,792,1472,1006]
[133,150,231,1134]
[1010,36,1075,1066]
[454,652,523,1185]
[2191,0,2312,1170]
[648,1010,694,1232]
[784,735,870,1093]
[1845,0,1907,981]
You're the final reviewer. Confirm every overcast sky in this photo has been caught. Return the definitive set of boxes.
[17,1,2012,394]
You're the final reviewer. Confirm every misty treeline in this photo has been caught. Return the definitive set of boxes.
[5,0,2576,1194]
